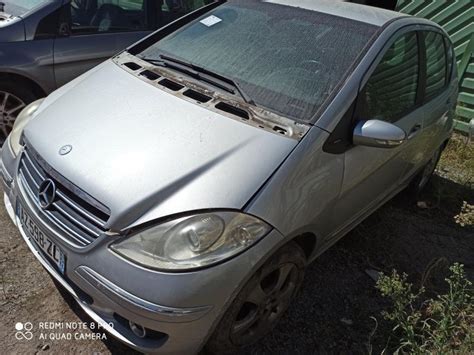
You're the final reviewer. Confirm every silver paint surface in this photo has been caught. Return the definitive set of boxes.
[24,61,297,231]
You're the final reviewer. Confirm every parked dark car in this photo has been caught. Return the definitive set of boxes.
[0,0,211,143]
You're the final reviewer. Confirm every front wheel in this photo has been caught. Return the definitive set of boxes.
[0,80,39,145]
[205,242,306,354]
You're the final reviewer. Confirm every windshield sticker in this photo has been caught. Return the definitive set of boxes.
[200,15,222,27]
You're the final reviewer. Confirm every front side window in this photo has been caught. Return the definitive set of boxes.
[69,0,147,34]
[424,31,447,101]
[139,1,378,121]
[357,32,419,123]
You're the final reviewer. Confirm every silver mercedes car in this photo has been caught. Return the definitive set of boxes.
[1,0,458,353]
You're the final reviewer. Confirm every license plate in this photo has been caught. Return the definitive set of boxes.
[17,203,66,274]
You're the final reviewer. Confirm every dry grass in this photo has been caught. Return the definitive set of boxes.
[375,263,473,354]
[438,134,474,188]
[455,201,474,227]
[371,133,474,354]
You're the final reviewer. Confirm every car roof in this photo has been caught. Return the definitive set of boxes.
[263,0,406,27]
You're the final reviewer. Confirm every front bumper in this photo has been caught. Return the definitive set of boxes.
[1,149,285,353]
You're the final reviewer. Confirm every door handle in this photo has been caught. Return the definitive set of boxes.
[408,124,421,140]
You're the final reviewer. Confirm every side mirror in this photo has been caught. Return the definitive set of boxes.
[353,120,406,149]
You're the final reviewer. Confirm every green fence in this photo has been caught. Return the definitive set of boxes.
[396,0,474,135]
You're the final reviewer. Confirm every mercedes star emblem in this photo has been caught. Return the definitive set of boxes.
[38,179,56,209]
[59,145,72,155]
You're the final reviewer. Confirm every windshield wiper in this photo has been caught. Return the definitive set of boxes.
[141,57,235,95]
[160,55,256,105]
[140,54,256,106]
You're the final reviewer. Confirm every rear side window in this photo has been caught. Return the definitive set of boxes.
[357,32,419,123]
[424,31,447,101]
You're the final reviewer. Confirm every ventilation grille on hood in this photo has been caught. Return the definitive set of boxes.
[124,62,142,71]
[119,60,294,137]
[183,89,212,103]
[139,70,160,81]
[159,78,184,91]
[215,102,249,120]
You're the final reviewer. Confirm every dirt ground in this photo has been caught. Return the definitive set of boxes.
[1,135,473,354]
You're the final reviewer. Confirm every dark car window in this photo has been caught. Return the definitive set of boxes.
[139,1,378,121]
[424,31,447,101]
[357,32,419,123]
[70,0,148,34]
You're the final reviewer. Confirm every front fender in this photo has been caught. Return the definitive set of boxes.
[0,40,55,94]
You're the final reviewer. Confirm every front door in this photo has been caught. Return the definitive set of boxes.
[330,30,424,239]
[53,0,152,88]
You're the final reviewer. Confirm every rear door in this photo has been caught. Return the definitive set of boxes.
[403,29,455,180]
[330,29,424,237]
[396,27,457,188]
[53,0,153,88]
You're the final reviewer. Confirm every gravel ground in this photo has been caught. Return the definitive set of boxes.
[1,139,473,354]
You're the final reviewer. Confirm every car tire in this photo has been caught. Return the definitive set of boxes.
[205,241,306,354]
[0,80,39,144]
[409,145,443,194]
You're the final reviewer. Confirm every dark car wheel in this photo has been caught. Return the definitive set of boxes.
[0,80,39,144]
[205,242,306,354]
[409,145,443,194]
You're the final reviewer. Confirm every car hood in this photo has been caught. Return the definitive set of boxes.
[24,61,298,231]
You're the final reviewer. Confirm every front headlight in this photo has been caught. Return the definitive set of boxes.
[9,99,44,156]
[110,212,271,271]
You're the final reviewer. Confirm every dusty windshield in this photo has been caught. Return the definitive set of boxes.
[1,0,54,17]
[140,1,378,121]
